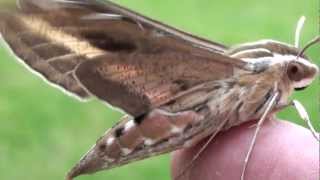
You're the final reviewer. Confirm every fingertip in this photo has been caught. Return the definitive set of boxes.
[171,120,319,180]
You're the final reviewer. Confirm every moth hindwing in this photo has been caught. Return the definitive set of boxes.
[0,0,318,180]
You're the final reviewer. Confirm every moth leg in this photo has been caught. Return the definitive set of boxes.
[271,101,292,113]
[173,119,228,180]
[240,92,279,180]
[270,100,319,141]
[292,100,319,141]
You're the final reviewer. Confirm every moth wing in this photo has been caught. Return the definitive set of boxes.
[0,0,248,116]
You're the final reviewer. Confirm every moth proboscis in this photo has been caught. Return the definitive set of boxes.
[0,0,318,180]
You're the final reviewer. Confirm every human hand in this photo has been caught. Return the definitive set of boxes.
[171,120,319,180]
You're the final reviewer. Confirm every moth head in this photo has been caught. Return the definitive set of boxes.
[228,40,319,91]
[286,58,318,90]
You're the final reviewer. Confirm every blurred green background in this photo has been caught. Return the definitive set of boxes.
[0,0,318,180]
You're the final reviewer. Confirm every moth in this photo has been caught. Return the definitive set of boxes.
[0,0,318,180]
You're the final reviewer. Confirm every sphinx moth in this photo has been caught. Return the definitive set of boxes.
[0,0,318,179]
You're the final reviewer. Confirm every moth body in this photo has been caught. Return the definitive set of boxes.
[68,47,319,177]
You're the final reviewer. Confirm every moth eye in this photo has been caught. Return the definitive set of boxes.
[287,62,304,82]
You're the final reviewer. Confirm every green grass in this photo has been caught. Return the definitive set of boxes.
[0,0,318,180]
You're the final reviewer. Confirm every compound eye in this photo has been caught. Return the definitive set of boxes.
[287,62,304,82]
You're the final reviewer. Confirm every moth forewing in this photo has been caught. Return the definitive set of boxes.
[0,0,253,117]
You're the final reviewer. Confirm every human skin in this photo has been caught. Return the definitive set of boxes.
[171,119,319,180]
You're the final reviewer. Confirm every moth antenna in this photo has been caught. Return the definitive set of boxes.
[292,100,320,141]
[294,16,306,48]
[298,36,320,58]
[241,91,279,180]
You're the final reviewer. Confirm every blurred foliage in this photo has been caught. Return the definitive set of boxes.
[0,0,318,180]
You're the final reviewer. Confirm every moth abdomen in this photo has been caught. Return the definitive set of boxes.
[99,110,202,157]
[133,113,147,125]
[67,109,204,178]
